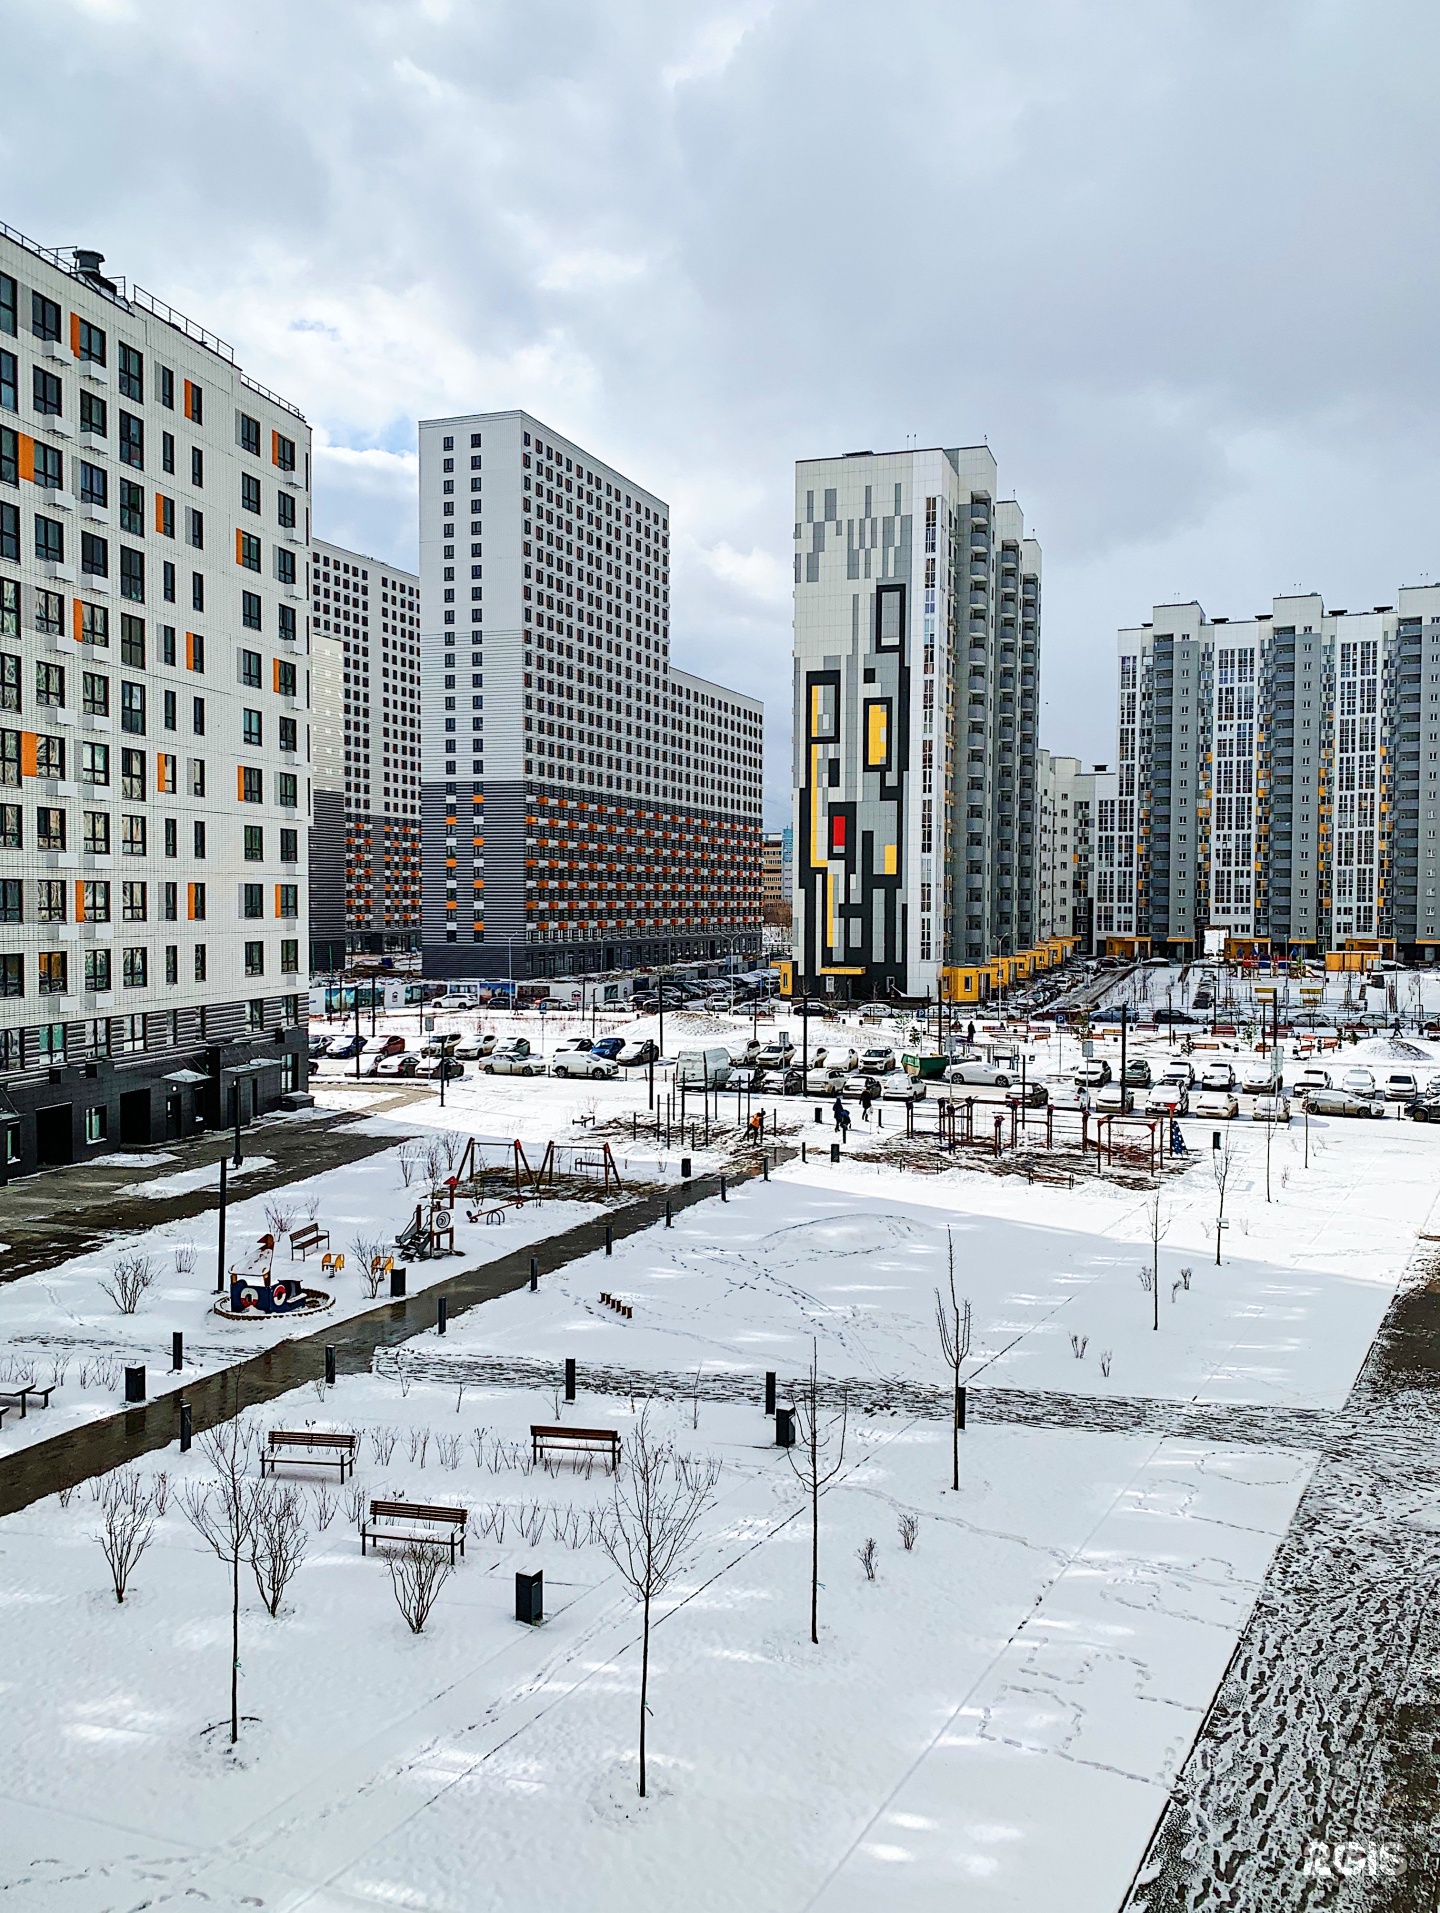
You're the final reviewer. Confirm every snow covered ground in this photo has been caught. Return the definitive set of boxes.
[1,987,1436,1908]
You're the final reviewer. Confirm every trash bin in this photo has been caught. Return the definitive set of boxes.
[775,1405,795,1447]
[124,1365,146,1403]
[390,1266,407,1298]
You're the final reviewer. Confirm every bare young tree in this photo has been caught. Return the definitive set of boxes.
[1148,1188,1169,1331]
[180,1422,259,1745]
[97,1467,157,1602]
[351,1235,390,1298]
[785,1344,849,1647]
[250,1481,308,1617]
[100,1253,156,1315]
[599,1406,721,1798]
[1212,1133,1235,1266]
[935,1230,972,1492]
[388,1542,453,1634]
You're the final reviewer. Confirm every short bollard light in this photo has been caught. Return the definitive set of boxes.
[438,1296,447,1335]
[664,1200,673,1228]
[390,1266,407,1299]
[765,1370,777,1415]
[179,1399,193,1452]
[530,1255,539,1292]
[775,1405,796,1448]
[124,1365,146,1404]
[516,1569,544,1625]
[565,1356,576,1402]
[680,1156,692,1180]
[171,1332,184,1374]
[720,1175,727,1202]
[830,1142,840,1164]
[605,1224,613,1256]
[324,1345,337,1387]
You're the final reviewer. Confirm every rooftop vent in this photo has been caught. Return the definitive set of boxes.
[73,249,116,291]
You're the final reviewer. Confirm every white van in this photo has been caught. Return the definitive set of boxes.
[676,1048,732,1089]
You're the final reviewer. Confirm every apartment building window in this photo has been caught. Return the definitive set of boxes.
[277,490,295,529]
[78,460,108,508]
[239,648,261,688]
[162,881,177,920]
[163,814,177,856]
[82,811,108,855]
[81,532,108,578]
[0,878,17,922]
[242,591,262,631]
[0,353,13,413]
[121,748,145,800]
[241,767,263,803]
[161,625,176,666]
[80,391,106,437]
[119,616,145,668]
[189,758,205,798]
[276,658,297,698]
[273,432,296,472]
[278,716,296,752]
[121,880,147,922]
[0,274,14,335]
[279,827,297,862]
[190,448,204,486]
[192,572,204,613]
[82,880,109,921]
[0,503,15,564]
[118,344,143,402]
[35,661,62,706]
[238,412,260,456]
[157,495,174,538]
[244,824,264,861]
[189,882,206,920]
[0,654,16,712]
[163,561,176,602]
[122,947,147,989]
[35,878,64,923]
[84,949,111,993]
[164,945,178,985]
[238,531,261,574]
[120,548,144,602]
[76,318,106,365]
[194,944,206,981]
[186,507,203,550]
[119,411,143,469]
[0,954,20,998]
[120,682,146,733]
[119,481,143,535]
[121,814,146,856]
[193,819,205,856]
[274,547,295,587]
[79,740,109,786]
[161,428,174,471]
[277,771,297,808]
[242,882,263,918]
[83,670,107,717]
[35,516,63,564]
[38,950,68,995]
[0,803,16,848]
[244,941,264,976]
[33,442,61,489]
[241,471,261,515]
[162,689,176,730]
[33,368,61,417]
[34,734,63,779]
[280,938,299,973]
[31,292,60,341]
[277,884,298,918]
[277,604,296,643]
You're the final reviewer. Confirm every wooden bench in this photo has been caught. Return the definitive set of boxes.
[0,1383,55,1419]
[261,1429,358,1480]
[531,1424,621,1470]
[290,1222,331,1261]
[361,1499,467,1561]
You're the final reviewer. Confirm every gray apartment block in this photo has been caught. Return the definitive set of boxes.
[790,445,1040,1000]
[1105,586,1440,960]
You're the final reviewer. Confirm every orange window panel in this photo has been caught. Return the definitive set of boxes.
[235,528,245,565]
[237,765,246,802]
[71,599,83,644]
[17,434,34,483]
[74,880,86,921]
[69,313,81,357]
[20,733,37,778]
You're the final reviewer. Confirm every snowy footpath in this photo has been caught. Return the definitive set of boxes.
[0,1026,1435,1910]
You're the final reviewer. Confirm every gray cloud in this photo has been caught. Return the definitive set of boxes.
[6,0,1438,817]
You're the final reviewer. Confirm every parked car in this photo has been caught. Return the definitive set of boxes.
[759,1067,803,1095]
[326,1033,365,1060]
[590,1036,625,1061]
[551,1037,594,1058]
[414,1055,465,1080]
[1251,1094,1291,1123]
[1006,1081,1048,1107]
[1153,1008,1198,1024]
[1296,1066,1332,1098]
[1407,1092,1440,1122]
[754,1040,795,1069]
[811,1047,859,1074]
[1305,1088,1385,1119]
[1193,1089,1240,1119]
[451,1032,496,1061]
[1146,1083,1190,1116]
[614,1039,658,1068]
[484,1042,542,1077]
[1340,1067,1378,1097]
[429,994,476,1012]
[880,1069,926,1100]
[1095,1082,1134,1114]
[308,1033,330,1059]
[1073,1059,1112,1089]
[374,1051,419,1079]
[858,1046,896,1075]
[1384,1071,1421,1104]
[946,1060,1014,1087]
[552,1050,618,1080]
[805,1065,850,1095]
[1200,1062,1237,1092]
[1192,990,1214,1010]
[1241,1059,1281,1095]
[1122,1058,1152,1088]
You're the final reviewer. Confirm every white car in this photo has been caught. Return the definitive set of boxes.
[413,1055,465,1080]
[374,1051,419,1079]
[429,994,475,1012]
[1199,1063,1237,1092]
[945,1060,1013,1087]
[551,1051,618,1080]
[880,1070,925,1100]
[483,1044,542,1077]
[858,1046,896,1075]
[1095,1082,1134,1114]
[805,1066,850,1094]
[1193,1089,1240,1119]
[1252,1095,1291,1122]
[1240,1061,1280,1095]
[1147,1083,1189,1116]
[451,1032,496,1061]
[1341,1067,1378,1097]
[1161,1059,1195,1087]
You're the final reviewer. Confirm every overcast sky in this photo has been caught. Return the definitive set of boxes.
[8,0,1438,823]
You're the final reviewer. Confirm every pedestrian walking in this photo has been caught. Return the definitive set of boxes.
[859,1081,876,1123]
[832,1096,851,1139]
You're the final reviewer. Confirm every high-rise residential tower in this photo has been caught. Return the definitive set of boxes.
[1106,586,1440,961]
[1036,751,1107,946]
[308,538,420,967]
[415,410,763,981]
[790,445,1040,1000]
[0,223,310,1173]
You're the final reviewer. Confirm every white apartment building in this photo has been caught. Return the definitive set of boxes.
[791,444,1041,1000]
[309,539,420,966]
[1036,751,1107,945]
[415,410,763,981]
[0,222,310,1172]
